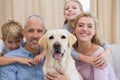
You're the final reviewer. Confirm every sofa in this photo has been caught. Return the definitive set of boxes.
[110,44,120,80]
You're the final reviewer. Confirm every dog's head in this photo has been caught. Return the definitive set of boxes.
[38,29,76,60]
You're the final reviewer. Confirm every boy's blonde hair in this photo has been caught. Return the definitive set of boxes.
[1,20,23,40]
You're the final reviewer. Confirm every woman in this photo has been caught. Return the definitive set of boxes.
[73,12,116,80]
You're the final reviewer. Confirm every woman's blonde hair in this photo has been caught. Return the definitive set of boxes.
[1,20,23,40]
[73,12,103,47]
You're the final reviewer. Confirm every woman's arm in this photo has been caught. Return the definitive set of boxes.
[93,48,111,68]
[101,41,111,60]
[102,48,111,61]
[93,42,111,67]
[93,66,109,80]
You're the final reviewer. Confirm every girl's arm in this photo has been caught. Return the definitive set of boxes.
[71,47,109,68]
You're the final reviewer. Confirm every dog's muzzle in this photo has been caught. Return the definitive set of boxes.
[53,42,64,60]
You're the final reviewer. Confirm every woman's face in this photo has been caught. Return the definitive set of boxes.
[64,1,82,22]
[74,17,96,42]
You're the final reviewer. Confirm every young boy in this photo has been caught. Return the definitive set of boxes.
[0,20,33,66]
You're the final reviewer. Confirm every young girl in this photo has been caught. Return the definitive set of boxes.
[0,20,34,66]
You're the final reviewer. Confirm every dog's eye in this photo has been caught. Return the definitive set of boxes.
[49,36,54,39]
[61,35,66,39]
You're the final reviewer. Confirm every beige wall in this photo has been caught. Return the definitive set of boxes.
[0,0,65,30]
[90,0,120,44]
[0,0,120,44]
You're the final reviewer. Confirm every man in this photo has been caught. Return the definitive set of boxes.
[0,15,47,80]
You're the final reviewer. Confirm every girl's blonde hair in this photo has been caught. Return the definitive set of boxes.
[73,12,103,47]
[1,20,23,40]
[64,0,83,24]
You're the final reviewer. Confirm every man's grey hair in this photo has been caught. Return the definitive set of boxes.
[24,15,46,29]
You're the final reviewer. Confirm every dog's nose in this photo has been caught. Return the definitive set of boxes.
[54,42,61,49]
[53,42,61,53]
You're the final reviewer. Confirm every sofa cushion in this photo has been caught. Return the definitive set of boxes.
[110,44,120,80]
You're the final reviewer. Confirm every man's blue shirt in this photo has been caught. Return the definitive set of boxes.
[0,46,45,80]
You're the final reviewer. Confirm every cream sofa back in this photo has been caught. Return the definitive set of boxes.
[110,44,120,80]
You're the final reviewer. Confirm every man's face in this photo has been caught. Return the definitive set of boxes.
[23,19,46,51]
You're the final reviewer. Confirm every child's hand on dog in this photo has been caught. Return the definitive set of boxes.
[33,50,46,66]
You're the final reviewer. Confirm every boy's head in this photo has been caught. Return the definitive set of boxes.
[1,20,23,50]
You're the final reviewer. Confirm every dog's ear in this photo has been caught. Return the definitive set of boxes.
[68,32,77,48]
[38,34,48,50]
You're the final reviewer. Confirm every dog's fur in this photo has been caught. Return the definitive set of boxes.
[39,29,83,80]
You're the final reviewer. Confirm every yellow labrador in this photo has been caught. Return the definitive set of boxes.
[39,29,83,80]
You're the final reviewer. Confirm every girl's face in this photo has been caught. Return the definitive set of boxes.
[64,1,82,22]
[4,37,23,51]
[74,17,96,42]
